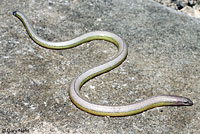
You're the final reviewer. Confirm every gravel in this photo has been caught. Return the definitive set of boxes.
[155,0,199,10]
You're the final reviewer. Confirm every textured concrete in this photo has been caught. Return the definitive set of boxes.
[0,0,200,133]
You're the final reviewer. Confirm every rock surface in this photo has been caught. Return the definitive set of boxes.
[0,0,200,133]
